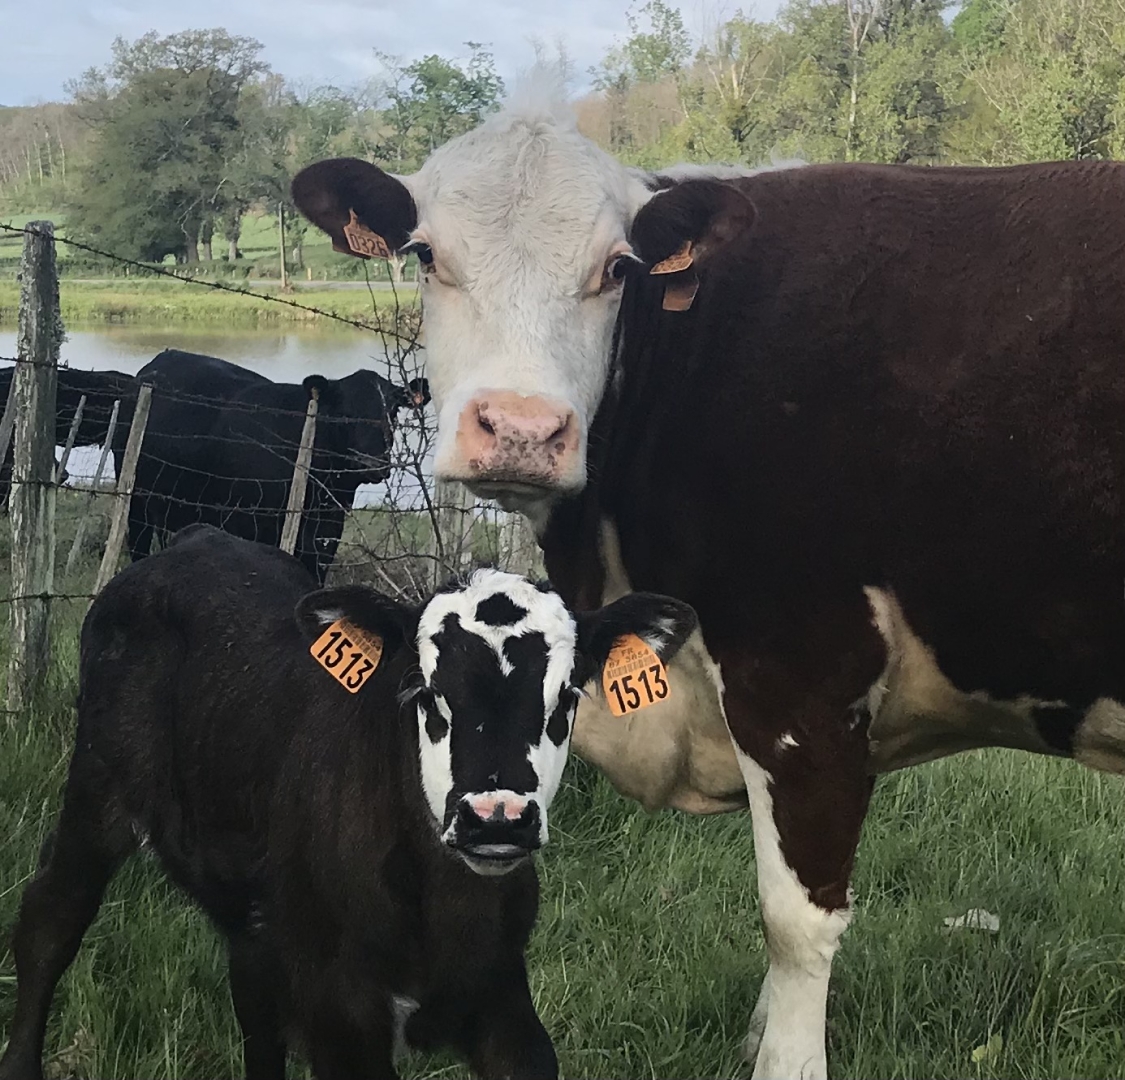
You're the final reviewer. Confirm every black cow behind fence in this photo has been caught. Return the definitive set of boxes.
[119,350,429,584]
[119,350,271,560]
[0,364,132,509]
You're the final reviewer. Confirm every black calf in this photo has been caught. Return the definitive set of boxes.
[0,525,695,1079]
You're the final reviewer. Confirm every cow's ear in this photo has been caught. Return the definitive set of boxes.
[406,377,430,409]
[629,179,756,271]
[296,586,421,658]
[291,158,418,259]
[572,592,698,686]
[302,374,336,407]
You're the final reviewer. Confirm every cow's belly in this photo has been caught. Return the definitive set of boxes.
[577,521,1125,809]
[571,518,746,814]
[573,625,747,814]
[864,587,1125,774]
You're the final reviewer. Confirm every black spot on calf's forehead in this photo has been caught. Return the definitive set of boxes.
[475,592,528,627]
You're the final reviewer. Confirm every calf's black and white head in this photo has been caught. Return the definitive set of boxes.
[297,569,696,876]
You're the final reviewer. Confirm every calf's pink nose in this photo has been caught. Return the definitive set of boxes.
[466,794,529,822]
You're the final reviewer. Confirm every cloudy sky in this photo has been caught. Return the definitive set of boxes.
[5,0,784,106]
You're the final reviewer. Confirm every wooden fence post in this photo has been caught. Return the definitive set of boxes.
[7,220,63,721]
[55,393,86,482]
[0,368,18,488]
[501,511,543,578]
[65,398,119,576]
[280,390,319,556]
[431,479,475,587]
[94,384,152,595]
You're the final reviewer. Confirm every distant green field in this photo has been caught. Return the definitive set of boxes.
[1,499,1125,1079]
[0,278,419,328]
[0,208,413,284]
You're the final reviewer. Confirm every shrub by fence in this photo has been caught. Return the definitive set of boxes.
[0,221,541,724]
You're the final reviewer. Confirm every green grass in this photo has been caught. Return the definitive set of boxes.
[2,504,1125,1077]
[0,208,414,285]
[0,278,419,327]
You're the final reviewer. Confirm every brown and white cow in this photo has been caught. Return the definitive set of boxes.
[293,77,1125,1079]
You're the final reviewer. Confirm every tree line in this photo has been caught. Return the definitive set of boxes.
[2,0,1123,265]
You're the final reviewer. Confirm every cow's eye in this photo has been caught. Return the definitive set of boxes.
[602,253,638,291]
[407,242,434,270]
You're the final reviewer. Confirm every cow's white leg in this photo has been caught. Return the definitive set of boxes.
[741,968,771,1062]
[733,747,851,1080]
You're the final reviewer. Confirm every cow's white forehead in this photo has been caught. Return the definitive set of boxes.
[415,569,577,714]
[406,104,650,277]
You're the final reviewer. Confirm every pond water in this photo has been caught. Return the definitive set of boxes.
[0,322,430,504]
[0,322,406,384]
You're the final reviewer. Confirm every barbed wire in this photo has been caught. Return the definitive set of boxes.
[0,227,542,610]
[0,221,422,345]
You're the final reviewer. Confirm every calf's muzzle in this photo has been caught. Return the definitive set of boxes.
[447,794,541,870]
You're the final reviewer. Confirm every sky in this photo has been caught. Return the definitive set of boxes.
[3,0,785,107]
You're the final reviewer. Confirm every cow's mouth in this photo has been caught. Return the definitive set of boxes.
[465,477,582,513]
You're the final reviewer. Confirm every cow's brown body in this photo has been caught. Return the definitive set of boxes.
[293,118,1125,1076]
[547,159,1125,907]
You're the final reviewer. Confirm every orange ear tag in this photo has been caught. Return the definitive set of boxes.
[649,240,693,275]
[601,633,671,717]
[310,619,384,693]
[662,277,699,312]
[341,209,392,260]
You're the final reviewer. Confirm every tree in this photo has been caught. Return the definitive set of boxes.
[594,0,693,89]
[373,45,504,172]
[963,0,1125,163]
[951,0,1009,56]
[67,29,269,262]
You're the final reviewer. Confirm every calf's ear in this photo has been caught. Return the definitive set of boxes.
[291,158,418,258]
[573,592,698,684]
[295,586,421,657]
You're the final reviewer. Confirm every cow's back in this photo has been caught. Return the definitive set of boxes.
[78,528,319,906]
[604,160,1125,708]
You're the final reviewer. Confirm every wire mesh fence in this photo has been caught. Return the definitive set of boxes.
[0,220,542,719]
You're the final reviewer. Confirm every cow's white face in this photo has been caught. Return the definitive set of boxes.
[292,86,764,516]
[401,121,651,510]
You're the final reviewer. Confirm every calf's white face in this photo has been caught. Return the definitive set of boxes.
[292,87,763,516]
[411,571,578,872]
[297,571,698,876]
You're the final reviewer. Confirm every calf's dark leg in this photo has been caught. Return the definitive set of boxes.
[459,965,558,1080]
[0,769,135,1080]
[125,491,155,561]
[305,1004,398,1080]
[226,932,287,1080]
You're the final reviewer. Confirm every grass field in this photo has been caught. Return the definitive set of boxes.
[0,208,411,285]
[2,504,1125,1078]
[0,278,419,328]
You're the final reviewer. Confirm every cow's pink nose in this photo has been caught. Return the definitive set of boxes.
[454,391,580,487]
[466,793,530,822]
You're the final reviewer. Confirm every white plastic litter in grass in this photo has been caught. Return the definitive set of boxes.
[943,908,1000,932]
